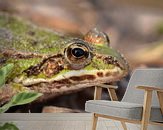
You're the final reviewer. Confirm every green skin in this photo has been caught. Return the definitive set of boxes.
[0,13,129,103]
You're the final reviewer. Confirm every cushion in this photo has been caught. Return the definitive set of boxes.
[85,100,163,122]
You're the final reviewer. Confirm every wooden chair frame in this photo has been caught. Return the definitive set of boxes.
[91,85,163,130]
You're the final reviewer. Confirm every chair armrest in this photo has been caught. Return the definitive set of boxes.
[136,86,163,92]
[96,84,118,89]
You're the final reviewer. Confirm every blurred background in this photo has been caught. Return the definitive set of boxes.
[0,0,163,113]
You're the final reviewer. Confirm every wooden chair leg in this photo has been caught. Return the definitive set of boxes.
[157,91,163,114]
[141,90,152,130]
[94,86,102,100]
[92,87,101,130]
[92,113,98,130]
[107,88,118,101]
[121,121,127,130]
[108,88,127,129]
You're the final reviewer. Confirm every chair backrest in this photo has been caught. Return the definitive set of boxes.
[122,69,163,107]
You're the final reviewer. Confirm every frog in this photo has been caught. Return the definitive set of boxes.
[0,13,129,105]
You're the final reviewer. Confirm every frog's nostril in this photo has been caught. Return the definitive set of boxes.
[103,56,114,64]
[102,56,124,69]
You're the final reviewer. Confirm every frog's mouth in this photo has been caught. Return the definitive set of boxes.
[24,68,124,96]
[23,67,124,86]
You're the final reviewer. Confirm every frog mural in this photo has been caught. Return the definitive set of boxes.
[0,13,129,108]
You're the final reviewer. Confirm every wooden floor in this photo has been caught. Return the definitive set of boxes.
[0,113,141,130]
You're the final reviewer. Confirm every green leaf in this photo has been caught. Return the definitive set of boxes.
[0,123,19,130]
[11,92,42,106]
[0,101,12,113]
[0,64,14,87]
[0,92,42,113]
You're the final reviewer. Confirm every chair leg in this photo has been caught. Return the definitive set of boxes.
[141,90,152,130]
[157,91,163,114]
[108,88,127,129]
[121,121,127,130]
[92,113,98,130]
[108,88,118,101]
[94,86,102,100]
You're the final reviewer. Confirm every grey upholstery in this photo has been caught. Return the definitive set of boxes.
[85,100,163,122]
[122,69,163,106]
[86,100,143,120]
[85,69,163,123]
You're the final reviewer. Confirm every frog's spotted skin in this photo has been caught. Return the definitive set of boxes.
[0,14,129,102]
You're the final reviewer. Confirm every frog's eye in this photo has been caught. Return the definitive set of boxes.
[65,41,90,60]
[71,47,86,58]
[70,44,90,59]
[64,39,93,69]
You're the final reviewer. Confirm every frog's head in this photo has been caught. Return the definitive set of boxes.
[62,28,129,83]
[22,28,129,89]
